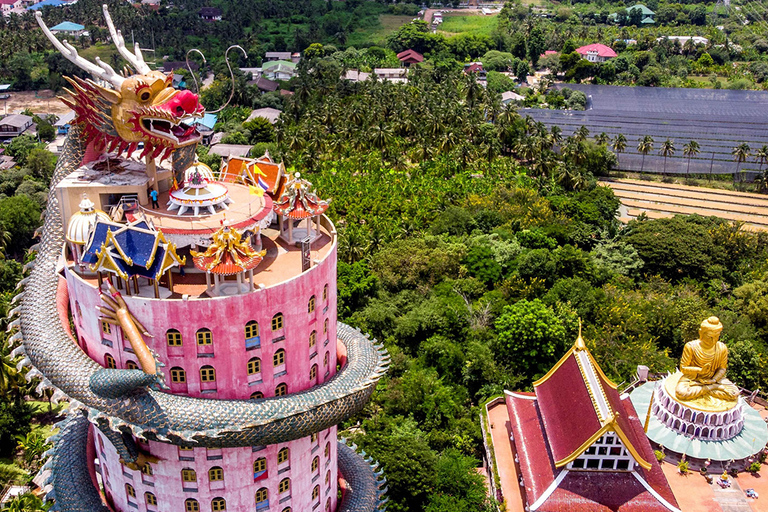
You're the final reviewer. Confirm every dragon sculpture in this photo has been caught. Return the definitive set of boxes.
[11,7,389,511]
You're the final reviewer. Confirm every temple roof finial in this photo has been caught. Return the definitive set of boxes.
[574,318,586,350]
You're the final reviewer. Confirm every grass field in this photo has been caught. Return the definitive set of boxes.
[81,43,121,66]
[437,14,498,37]
[347,14,414,48]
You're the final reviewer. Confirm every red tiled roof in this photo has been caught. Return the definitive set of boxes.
[219,156,247,183]
[193,251,262,275]
[575,43,618,58]
[541,50,558,57]
[534,354,602,464]
[397,49,424,63]
[248,157,284,195]
[273,175,330,220]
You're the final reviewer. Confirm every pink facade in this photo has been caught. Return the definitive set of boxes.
[66,214,342,512]
[95,426,338,512]
[65,232,338,400]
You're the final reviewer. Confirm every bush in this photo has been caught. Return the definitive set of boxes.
[749,461,761,473]
[678,460,689,473]
[655,450,665,462]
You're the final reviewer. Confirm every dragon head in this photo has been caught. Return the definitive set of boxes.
[37,6,204,161]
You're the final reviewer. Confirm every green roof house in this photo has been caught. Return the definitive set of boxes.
[609,4,655,24]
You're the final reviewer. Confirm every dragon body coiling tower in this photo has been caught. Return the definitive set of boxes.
[13,8,388,512]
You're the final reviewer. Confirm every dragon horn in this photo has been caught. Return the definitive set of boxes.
[102,5,151,75]
[35,12,124,88]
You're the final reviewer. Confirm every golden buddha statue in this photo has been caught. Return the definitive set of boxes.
[674,316,739,403]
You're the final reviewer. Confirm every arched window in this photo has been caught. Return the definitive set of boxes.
[324,318,328,334]
[208,467,223,481]
[311,432,318,444]
[274,349,285,367]
[167,329,182,346]
[271,313,283,331]
[254,457,267,474]
[326,498,331,511]
[182,468,197,483]
[324,352,329,367]
[185,499,200,512]
[245,320,259,338]
[101,320,112,335]
[255,488,268,504]
[196,328,213,345]
[105,353,116,369]
[277,447,290,465]
[251,391,264,399]
[211,497,226,512]
[275,383,287,396]
[308,295,316,313]
[126,360,139,370]
[247,357,261,375]
[282,508,292,512]
[310,364,318,380]
[125,483,136,499]
[141,463,153,476]
[170,367,186,383]
[312,456,319,472]
[145,492,157,507]
[325,470,330,486]
[200,365,216,382]
[309,330,317,348]
[279,477,290,494]
[312,485,320,500]
[324,442,330,459]
[323,284,328,302]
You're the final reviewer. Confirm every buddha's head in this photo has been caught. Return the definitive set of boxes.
[699,316,723,347]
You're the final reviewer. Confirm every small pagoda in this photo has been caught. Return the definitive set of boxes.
[167,161,231,216]
[66,194,111,268]
[273,172,330,243]
[191,222,266,296]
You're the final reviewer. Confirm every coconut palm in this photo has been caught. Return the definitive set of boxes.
[574,125,590,142]
[612,134,627,168]
[637,135,654,173]
[659,138,676,177]
[754,145,768,173]
[732,143,751,180]
[595,132,610,145]
[683,140,700,176]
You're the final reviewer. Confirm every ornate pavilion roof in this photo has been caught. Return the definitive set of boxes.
[217,151,285,195]
[191,224,266,275]
[83,220,184,280]
[504,330,680,512]
[273,172,330,220]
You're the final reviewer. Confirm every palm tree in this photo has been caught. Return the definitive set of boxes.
[595,132,610,145]
[574,125,590,142]
[637,135,654,173]
[612,134,627,168]
[732,143,751,180]
[754,145,768,173]
[683,140,700,176]
[660,138,675,177]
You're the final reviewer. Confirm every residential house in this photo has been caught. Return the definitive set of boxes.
[658,35,708,47]
[199,7,221,21]
[26,0,69,11]
[264,52,300,64]
[575,43,618,63]
[0,0,22,14]
[54,110,75,135]
[374,68,408,83]
[208,144,253,159]
[50,21,85,37]
[344,70,371,82]
[261,61,297,81]
[397,49,423,67]
[610,4,655,24]
[501,91,525,105]
[191,113,217,146]
[0,114,34,140]
[246,108,281,125]
[246,76,279,94]
[464,62,487,81]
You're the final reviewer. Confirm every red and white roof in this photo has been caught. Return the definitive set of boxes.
[273,173,330,220]
[575,43,618,58]
[503,331,680,512]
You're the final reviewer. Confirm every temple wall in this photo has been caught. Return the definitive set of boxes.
[95,425,339,512]
[64,233,338,400]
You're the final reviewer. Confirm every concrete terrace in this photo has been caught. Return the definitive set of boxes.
[601,178,768,231]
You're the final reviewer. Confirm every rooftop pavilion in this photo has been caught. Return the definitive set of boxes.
[59,153,335,300]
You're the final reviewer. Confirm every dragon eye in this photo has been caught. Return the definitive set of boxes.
[140,91,151,101]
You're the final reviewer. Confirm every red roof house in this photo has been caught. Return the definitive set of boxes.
[397,49,424,67]
[497,330,680,512]
[575,43,618,63]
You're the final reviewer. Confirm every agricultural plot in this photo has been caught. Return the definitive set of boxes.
[521,84,768,177]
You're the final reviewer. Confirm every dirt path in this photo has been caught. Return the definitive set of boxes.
[422,8,484,24]
[1,90,70,116]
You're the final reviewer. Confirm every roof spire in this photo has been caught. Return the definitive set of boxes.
[574,318,586,350]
